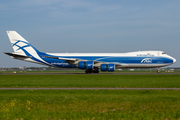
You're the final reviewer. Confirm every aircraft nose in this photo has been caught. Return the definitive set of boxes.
[173,58,176,63]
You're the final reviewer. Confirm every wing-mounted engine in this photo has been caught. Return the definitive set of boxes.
[101,64,115,72]
[78,61,94,69]
[78,61,116,73]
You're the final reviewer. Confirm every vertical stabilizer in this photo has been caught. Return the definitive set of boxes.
[6,31,40,56]
[6,31,50,65]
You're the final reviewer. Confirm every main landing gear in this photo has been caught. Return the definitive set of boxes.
[85,67,99,74]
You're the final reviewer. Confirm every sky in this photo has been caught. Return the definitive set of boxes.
[0,0,180,68]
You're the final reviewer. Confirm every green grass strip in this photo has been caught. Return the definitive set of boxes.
[0,90,180,119]
[0,74,180,88]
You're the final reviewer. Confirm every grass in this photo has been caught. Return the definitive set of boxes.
[0,74,180,119]
[0,90,180,119]
[0,74,180,88]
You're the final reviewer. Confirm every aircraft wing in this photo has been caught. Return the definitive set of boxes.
[42,56,79,64]
[42,56,77,61]
[42,55,122,67]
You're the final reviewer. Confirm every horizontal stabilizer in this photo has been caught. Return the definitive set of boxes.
[4,52,32,58]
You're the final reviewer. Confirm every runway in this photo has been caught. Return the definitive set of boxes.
[1,72,180,75]
[0,88,180,90]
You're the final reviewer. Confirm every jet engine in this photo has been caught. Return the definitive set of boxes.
[101,64,115,72]
[78,61,94,69]
[78,61,86,69]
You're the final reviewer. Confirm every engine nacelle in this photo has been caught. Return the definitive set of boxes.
[101,64,107,71]
[78,61,94,69]
[78,61,85,69]
[101,64,115,72]
[108,64,115,72]
[86,61,94,69]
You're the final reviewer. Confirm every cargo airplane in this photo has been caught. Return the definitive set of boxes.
[4,31,176,73]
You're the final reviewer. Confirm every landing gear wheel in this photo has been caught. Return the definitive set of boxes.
[94,68,99,73]
[85,69,89,74]
[89,70,92,74]
[157,70,160,74]
[85,69,92,74]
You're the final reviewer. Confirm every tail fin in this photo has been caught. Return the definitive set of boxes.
[6,31,40,56]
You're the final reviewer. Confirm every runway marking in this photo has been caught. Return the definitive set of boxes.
[1,73,180,75]
[0,88,180,90]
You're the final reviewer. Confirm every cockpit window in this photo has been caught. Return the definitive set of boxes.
[162,52,166,54]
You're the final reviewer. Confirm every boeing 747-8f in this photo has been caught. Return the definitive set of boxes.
[4,31,176,73]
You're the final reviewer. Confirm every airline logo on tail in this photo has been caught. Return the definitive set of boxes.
[12,40,31,52]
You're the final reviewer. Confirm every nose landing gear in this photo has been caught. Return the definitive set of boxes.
[157,68,161,74]
[157,70,161,73]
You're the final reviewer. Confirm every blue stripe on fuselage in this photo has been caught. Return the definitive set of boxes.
[37,53,174,68]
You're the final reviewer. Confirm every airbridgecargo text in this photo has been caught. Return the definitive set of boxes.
[137,54,155,57]
[51,63,69,65]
